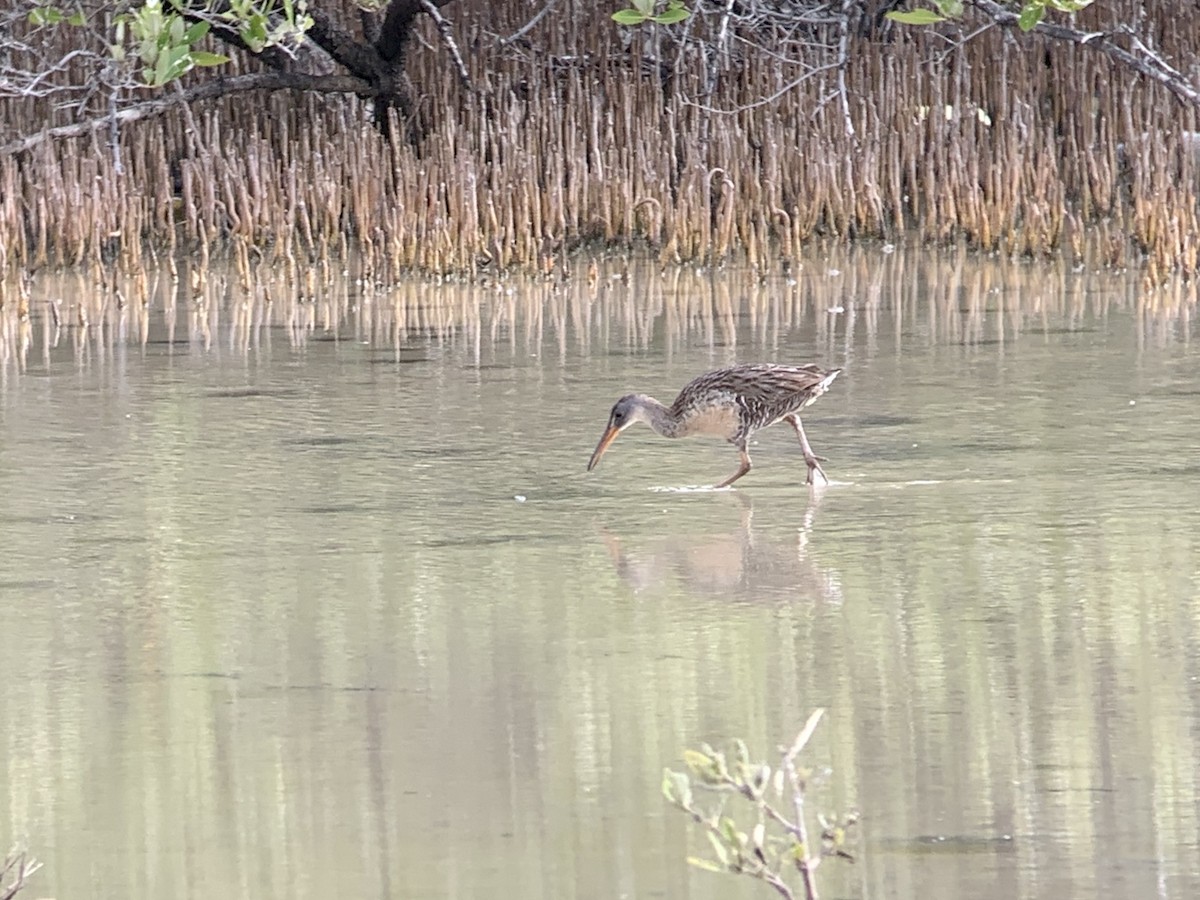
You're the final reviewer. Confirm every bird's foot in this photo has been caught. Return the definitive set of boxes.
[804,456,830,486]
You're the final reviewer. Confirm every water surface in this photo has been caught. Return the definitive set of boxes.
[1,248,1198,900]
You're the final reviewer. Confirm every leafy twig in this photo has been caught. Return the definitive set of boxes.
[663,710,856,900]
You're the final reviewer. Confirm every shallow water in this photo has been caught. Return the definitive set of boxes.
[1,248,1198,900]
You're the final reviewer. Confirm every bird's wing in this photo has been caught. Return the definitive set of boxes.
[672,364,837,422]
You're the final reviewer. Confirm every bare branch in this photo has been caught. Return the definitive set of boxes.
[421,0,470,89]
[970,0,1200,110]
[499,0,563,46]
[1,848,42,900]
[706,0,737,97]
[0,71,373,157]
[783,708,826,768]
[781,710,827,900]
[835,0,855,139]
[682,61,843,114]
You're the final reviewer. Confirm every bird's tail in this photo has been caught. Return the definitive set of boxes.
[816,368,842,394]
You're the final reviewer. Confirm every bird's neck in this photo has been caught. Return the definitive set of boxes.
[635,395,683,438]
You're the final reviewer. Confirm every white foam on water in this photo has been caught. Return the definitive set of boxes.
[649,484,734,493]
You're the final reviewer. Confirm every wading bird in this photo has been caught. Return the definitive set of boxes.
[587,364,842,488]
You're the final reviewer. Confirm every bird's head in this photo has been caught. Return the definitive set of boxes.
[587,394,653,472]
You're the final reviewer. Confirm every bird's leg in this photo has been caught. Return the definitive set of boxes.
[786,415,829,486]
[714,446,752,489]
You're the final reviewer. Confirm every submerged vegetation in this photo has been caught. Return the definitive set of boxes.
[0,1,1199,280]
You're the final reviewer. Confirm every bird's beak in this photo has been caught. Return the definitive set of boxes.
[587,423,620,472]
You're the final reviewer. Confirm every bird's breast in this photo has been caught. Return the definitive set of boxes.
[677,403,742,439]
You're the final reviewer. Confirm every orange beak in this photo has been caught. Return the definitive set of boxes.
[587,424,620,472]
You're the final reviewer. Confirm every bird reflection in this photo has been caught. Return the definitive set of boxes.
[599,490,841,603]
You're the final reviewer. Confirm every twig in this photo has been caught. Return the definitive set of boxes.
[681,61,843,114]
[783,708,826,767]
[782,708,826,900]
[5,49,105,99]
[0,72,372,157]
[1,848,43,900]
[705,0,737,98]
[666,713,853,900]
[835,0,856,139]
[421,0,471,89]
[969,0,1200,110]
[499,0,563,46]
[108,87,124,176]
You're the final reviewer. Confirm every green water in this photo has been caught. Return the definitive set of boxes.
[1,249,1197,900]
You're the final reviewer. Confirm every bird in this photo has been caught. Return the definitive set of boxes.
[587,363,842,488]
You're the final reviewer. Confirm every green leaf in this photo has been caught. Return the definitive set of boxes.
[153,47,173,85]
[241,13,268,50]
[67,10,86,26]
[683,749,712,773]
[1018,2,1045,30]
[885,9,946,25]
[190,50,228,66]
[720,816,747,854]
[666,770,693,808]
[687,856,724,873]
[733,739,749,768]
[712,750,730,780]
[184,20,210,43]
[29,6,64,25]
[633,0,655,13]
[652,6,689,24]
[934,0,964,15]
[611,9,648,24]
[706,831,731,867]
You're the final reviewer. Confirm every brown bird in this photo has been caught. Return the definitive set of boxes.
[587,364,842,488]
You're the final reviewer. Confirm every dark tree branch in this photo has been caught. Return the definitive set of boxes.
[970,0,1200,110]
[2,0,460,152]
[307,7,388,81]
[368,0,455,139]
[376,0,427,63]
[0,71,373,157]
[376,0,454,63]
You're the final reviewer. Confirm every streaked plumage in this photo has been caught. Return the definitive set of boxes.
[587,363,841,488]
